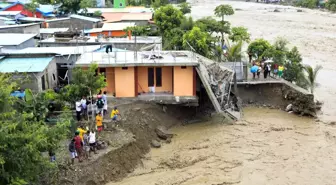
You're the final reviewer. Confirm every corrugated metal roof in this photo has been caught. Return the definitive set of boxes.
[84,28,103,33]
[0,11,21,16]
[0,57,53,73]
[0,33,36,46]
[120,13,152,21]
[70,14,101,23]
[84,7,153,13]
[45,17,70,22]
[4,45,102,55]
[102,12,125,23]
[18,17,45,22]
[102,22,135,31]
[40,28,69,34]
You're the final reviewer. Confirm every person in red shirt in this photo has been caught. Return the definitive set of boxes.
[74,131,83,162]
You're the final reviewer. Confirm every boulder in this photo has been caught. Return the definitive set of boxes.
[155,126,173,140]
[285,104,293,112]
[151,140,161,148]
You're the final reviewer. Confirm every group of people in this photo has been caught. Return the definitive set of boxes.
[75,91,109,122]
[69,91,121,164]
[69,126,97,164]
[251,61,285,79]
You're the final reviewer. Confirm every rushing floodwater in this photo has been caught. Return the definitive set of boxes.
[189,0,336,122]
[107,1,336,184]
[108,107,336,185]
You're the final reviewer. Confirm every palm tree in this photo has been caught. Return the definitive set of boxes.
[303,64,322,94]
[214,4,234,49]
[225,40,243,94]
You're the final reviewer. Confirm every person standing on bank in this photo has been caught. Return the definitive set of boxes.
[263,63,269,79]
[75,100,82,121]
[96,95,104,117]
[102,91,108,117]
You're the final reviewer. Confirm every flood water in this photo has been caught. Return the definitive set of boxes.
[107,107,336,185]
[189,0,336,122]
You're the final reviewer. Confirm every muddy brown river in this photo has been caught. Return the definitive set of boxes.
[107,107,336,185]
[107,1,336,184]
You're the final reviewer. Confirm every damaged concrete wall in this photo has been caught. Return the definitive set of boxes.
[237,81,316,117]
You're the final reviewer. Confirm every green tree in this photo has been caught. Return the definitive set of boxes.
[124,25,151,36]
[80,0,95,14]
[247,38,272,60]
[214,4,234,22]
[178,2,191,14]
[326,0,336,12]
[283,46,303,83]
[154,5,184,33]
[183,26,210,57]
[214,4,233,49]
[0,74,71,185]
[152,0,169,9]
[36,0,94,13]
[60,63,106,104]
[270,37,289,65]
[229,26,250,43]
[225,40,243,62]
[180,16,194,31]
[294,0,318,9]
[93,10,102,17]
[163,28,184,50]
[195,17,219,34]
[303,64,322,94]
[24,1,39,15]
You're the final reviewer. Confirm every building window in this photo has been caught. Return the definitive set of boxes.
[181,66,187,69]
[52,74,56,81]
[41,75,46,90]
[122,67,128,70]
[155,67,162,87]
[100,68,106,82]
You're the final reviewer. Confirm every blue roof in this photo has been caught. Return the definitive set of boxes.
[0,57,53,73]
[36,5,55,15]
[1,2,24,11]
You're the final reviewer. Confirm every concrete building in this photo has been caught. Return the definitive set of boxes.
[0,56,57,92]
[40,28,69,39]
[0,33,36,49]
[75,51,199,105]
[0,23,41,35]
[39,36,162,51]
[0,45,102,85]
[45,15,102,30]
[85,22,135,37]
[102,12,153,25]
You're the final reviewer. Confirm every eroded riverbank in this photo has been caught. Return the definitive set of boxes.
[107,107,336,185]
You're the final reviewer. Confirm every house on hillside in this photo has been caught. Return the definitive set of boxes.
[0,33,36,49]
[75,51,199,105]
[45,15,102,29]
[85,22,135,37]
[0,56,57,92]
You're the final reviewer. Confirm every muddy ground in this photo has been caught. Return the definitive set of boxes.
[107,107,336,185]
[58,101,201,185]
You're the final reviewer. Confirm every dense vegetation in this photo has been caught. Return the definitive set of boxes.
[293,0,336,12]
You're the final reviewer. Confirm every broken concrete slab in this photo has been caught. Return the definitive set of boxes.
[155,126,173,140]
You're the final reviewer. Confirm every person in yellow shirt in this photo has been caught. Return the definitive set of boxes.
[96,112,103,132]
[278,65,284,78]
[111,107,120,122]
[77,125,86,141]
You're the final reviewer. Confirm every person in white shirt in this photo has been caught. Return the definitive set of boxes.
[80,96,87,119]
[89,130,97,155]
[102,91,108,116]
[75,101,82,121]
